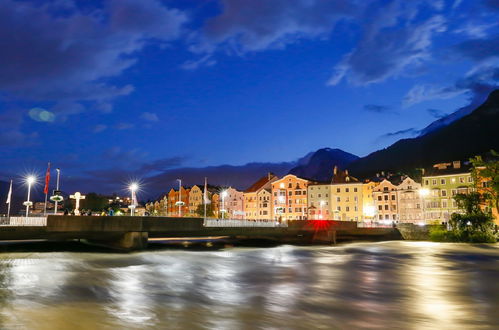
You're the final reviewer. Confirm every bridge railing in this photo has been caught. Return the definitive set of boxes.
[0,217,47,226]
[204,219,288,228]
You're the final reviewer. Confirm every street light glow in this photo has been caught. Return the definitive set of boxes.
[129,183,139,192]
[26,175,36,185]
[419,188,430,197]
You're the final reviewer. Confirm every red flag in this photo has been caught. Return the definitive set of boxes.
[44,162,51,195]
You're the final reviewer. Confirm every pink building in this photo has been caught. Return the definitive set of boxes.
[221,187,244,219]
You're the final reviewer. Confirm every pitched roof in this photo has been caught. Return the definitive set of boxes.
[331,166,359,184]
[423,161,472,177]
[245,173,278,193]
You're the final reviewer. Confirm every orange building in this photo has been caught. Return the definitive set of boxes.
[166,186,190,217]
[271,174,311,221]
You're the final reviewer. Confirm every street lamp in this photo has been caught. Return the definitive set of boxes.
[24,176,36,219]
[221,190,228,219]
[129,182,139,216]
[175,179,185,217]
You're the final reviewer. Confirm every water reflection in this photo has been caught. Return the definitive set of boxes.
[0,242,497,329]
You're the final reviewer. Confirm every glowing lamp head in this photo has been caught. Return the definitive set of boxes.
[419,188,430,197]
[26,176,36,185]
[129,183,139,192]
[221,190,228,198]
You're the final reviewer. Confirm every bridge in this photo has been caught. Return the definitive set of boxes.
[0,216,403,251]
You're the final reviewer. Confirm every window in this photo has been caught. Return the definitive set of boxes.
[383,187,389,192]
[354,188,358,192]
[378,196,382,201]
[468,177,473,183]
[425,180,429,185]
[274,192,277,197]
[442,200,447,208]
[354,206,358,211]
[378,205,382,211]
[432,179,437,185]
[384,205,389,210]
[289,191,293,196]
[337,197,341,202]
[310,194,314,198]
[451,189,457,196]
[288,183,292,188]
[391,195,395,200]
[337,188,341,193]
[441,190,447,197]
[459,177,465,183]
[346,188,349,193]
[337,206,341,211]
[346,207,350,212]
[440,179,446,185]
[379,215,383,220]
[288,208,292,213]
[384,195,388,201]
[318,194,321,198]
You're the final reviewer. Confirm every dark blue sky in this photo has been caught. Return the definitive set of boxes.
[1,0,498,196]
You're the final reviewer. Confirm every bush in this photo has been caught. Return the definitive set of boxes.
[468,230,497,243]
[429,226,459,242]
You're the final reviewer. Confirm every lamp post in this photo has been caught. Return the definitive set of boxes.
[221,190,228,219]
[54,168,61,214]
[24,176,36,219]
[129,183,138,216]
[419,188,430,224]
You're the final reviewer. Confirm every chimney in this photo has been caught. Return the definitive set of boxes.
[268,172,271,180]
[453,161,461,169]
[333,166,338,175]
[376,173,380,178]
[345,169,349,176]
[381,171,385,177]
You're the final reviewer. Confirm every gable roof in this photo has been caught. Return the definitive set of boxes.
[245,173,278,193]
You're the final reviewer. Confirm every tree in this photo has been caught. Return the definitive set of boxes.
[195,203,214,218]
[470,150,499,219]
[448,193,496,243]
[83,193,109,211]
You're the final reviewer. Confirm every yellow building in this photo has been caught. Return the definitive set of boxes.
[271,174,311,220]
[188,185,204,216]
[244,173,278,220]
[308,167,376,221]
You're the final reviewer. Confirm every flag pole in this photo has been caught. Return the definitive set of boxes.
[43,162,51,216]
[6,179,12,219]
[54,168,60,215]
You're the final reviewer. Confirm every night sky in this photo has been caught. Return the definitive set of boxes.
[1,0,498,196]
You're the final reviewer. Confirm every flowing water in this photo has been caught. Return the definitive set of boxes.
[0,241,497,329]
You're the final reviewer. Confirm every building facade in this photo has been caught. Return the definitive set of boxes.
[221,187,244,219]
[396,177,423,223]
[373,179,399,222]
[244,173,278,220]
[166,187,190,217]
[271,174,310,220]
[422,161,474,223]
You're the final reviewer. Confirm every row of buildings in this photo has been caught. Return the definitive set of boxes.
[146,160,486,224]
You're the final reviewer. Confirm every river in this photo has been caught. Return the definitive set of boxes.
[0,241,497,329]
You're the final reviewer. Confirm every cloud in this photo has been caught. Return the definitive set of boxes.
[116,122,134,130]
[329,3,447,85]
[454,35,499,62]
[403,84,466,107]
[93,124,107,133]
[379,128,419,139]
[138,157,187,173]
[363,104,392,113]
[0,0,187,104]
[427,108,446,119]
[186,0,357,64]
[0,109,39,147]
[140,112,159,122]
